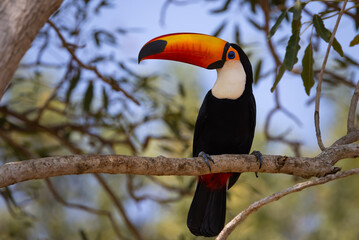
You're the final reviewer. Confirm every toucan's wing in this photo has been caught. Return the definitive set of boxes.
[192,92,210,157]
[227,92,256,189]
[249,92,256,145]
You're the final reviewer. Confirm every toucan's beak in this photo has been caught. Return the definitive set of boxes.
[138,33,230,69]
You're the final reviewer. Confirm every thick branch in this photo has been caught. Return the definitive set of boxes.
[0,0,63,100]
[1,144,358,188]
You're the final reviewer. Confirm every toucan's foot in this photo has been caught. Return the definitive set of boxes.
[251,150,263,178]
[199,151,215,172]
[251,150,263,169]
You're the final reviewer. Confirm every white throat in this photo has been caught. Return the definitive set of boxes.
[212,61,246,99]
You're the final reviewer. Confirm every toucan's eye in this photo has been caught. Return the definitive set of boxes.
[228,51,235,59]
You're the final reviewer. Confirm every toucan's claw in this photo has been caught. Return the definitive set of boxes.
[251,150,263,178]
[199,151,215,172]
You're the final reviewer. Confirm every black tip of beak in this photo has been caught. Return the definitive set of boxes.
[207,60,225,69]
[138,40,167,64]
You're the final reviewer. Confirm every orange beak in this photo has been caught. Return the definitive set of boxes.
[138,33,230,69]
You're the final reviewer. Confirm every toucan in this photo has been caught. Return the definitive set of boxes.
[138,33,259,237]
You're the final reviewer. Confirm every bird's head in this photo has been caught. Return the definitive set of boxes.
[138,33,253,98]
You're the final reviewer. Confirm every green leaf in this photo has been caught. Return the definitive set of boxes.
[272,0,301,91]
[234,25,241,45]
[283,0,301,71]
[271,65,286,92]
[95,0,111,14]
[93,30,116,47]
[79,229,89,240]
[288,1,307,12]
[66,69,81,102]
[313,14,344,57]
[301,43,314,95]
[249,0,257,13]
[211,0,232,14]
[268,10,288,40]
[332,38,344,57]
[212,21,227,37]
[248,18,262,30]
[83,81,94,112]
[350,34,359,47]
[344,55,359,66]
[313,15,330,41]
[254,59,262,84]
[284,30,301,70]
[292,0,302,21]
[102,87,108,110]
[89,56,106,64]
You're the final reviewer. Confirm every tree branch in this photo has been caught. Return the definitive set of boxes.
[1,143,358,188]
[93,173,143,240]
[216,167,359,240]
[47,20,140,105]
[348,80,359,132]
[333,130,359,146]
[314,0,348,151]
[45,179,126,240]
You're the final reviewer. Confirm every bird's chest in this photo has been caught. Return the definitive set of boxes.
[204,105,248,140]
[197,96,251,154]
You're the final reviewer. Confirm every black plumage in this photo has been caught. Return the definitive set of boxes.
[187,44,256,237]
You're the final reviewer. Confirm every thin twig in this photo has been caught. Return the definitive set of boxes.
[47,20,140,105]
[34,61,73,122]
[314,0,348,151]
[216,167,359,240]
[347,80,359,132]
[126,175,191,203]
[45,179,126,240]
[261,0,303,156]
[262,0,281,66]
[0,129,34,158]
[94,174,143,240]
[314,69,356,88]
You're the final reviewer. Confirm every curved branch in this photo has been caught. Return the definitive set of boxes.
[314,0,348,151]
[1,143,358,188]
[216,167,359,240]
[333,130,359,146]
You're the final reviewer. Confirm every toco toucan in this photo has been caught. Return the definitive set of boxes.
[138,33,259,237]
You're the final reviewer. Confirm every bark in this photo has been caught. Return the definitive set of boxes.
[0,0,63,100]
[1,143,358,188]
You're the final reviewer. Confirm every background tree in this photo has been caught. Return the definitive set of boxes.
[0,0,359,239]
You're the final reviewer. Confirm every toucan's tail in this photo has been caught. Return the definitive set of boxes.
[187,181,226,237]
